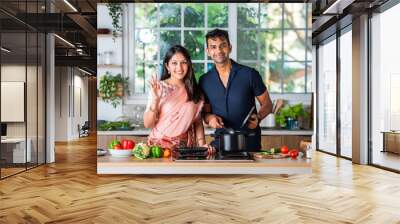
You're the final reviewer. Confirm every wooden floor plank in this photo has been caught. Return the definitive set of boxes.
[0,135,399,223]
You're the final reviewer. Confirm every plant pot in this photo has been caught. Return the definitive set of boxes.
[286,118,299,130]
[115,83,124,97]
[97,28,111,34]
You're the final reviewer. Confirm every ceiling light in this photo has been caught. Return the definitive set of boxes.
[323,0,355,15]
[63,0,78,12]
[78,67,92,76]
[1,47,11,53]
[54,34,75,48]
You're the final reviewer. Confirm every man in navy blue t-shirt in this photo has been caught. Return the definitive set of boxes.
[199,29,273,151]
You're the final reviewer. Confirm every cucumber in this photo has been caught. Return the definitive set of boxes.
[270,148,281,154]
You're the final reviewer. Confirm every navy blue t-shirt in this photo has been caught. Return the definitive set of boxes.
[199,60,267,151]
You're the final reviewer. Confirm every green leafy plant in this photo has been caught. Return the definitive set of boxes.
[275,103,309,128]
[106,3,123,40]
[98,72,129,108]
[98,121,131,131]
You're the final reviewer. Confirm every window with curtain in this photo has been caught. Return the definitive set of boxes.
[339,29,352,158]
[317,37,337,154]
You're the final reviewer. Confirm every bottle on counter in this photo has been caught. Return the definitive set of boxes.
[305,144,313,159]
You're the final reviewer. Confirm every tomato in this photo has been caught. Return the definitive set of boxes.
[289,149,299,159]
[280,145,289,154]
[163,148,171,158]
[113,144,122,150]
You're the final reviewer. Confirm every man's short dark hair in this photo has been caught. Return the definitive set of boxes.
[205,29,231,47]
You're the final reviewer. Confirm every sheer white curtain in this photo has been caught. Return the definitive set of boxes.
[340,30,352,158]
[318,37,337,154]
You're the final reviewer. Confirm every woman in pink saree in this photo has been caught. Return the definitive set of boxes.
[143,45,209,152]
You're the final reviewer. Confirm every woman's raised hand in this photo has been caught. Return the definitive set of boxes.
[149,73,162,100]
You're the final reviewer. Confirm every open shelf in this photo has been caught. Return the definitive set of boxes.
[97,64,122,68]
[97,33,121,38]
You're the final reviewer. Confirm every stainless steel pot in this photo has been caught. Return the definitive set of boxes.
[217,128,256,153]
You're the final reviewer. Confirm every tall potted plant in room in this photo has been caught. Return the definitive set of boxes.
[98,71,129,108]
[106,3,123,40]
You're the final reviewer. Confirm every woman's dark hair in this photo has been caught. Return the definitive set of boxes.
[161,45,202,103]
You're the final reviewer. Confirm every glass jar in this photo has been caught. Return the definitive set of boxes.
[103,51,113,65]
[133,105,144,127]
[97,52,103,65]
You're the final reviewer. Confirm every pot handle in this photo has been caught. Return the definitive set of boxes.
[247,132,257,137]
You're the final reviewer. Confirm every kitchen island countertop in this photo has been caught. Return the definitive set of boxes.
[97,128,313,136]
[97,155,312,175]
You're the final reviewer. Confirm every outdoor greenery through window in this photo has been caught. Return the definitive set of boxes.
[131,3,311,94]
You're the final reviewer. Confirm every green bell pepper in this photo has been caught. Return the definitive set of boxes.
[150,146,163,158]
[108,139,120,149]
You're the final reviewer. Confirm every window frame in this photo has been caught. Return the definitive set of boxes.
[124,3,311,104]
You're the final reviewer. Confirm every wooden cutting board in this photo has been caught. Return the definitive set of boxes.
[253,153,290,160]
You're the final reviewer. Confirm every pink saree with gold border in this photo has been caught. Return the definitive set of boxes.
[147,82,203,150]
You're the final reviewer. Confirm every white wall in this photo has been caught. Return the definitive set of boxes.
[55,67,68,141]
[72,73,89,138]
[1,65,29,137]
[54,67,89,141]
[1,64,46,163]
[97,4,124,121]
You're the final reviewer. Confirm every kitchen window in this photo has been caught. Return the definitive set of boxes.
[124,3,311,101]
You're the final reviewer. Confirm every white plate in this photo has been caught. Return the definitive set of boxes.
[97,149,108,156]
[109,149,132,157]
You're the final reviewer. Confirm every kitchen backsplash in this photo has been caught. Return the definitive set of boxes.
[123,104,146,126]
[119,93,313,129]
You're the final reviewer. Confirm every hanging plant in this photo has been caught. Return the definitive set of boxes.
[98,72,129,108]
[106,3,123,41]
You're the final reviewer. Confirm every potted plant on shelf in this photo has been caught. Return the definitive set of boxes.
[274,103,309,129]
[106,3,123,40]
[98,72,129,108]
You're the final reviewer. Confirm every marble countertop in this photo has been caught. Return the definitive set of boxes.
[97,155,312,174]
[97,128,313,136]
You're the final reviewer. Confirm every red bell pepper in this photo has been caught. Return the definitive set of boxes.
[121,139,135,149]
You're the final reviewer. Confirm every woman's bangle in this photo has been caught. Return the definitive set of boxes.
[197,137,205,142]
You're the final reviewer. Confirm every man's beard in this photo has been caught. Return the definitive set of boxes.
[214,55,229,64]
